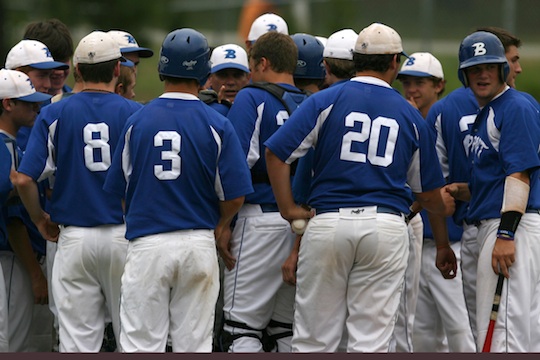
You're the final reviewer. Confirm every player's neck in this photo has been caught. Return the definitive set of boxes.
[0,116,18,138]
[163,82,199,97]
[80,81,116,94]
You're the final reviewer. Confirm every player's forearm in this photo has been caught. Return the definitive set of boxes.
[13,172,46,224]
[265,148,296,217]
[426,211,450,249]
[415,186,454,217]
[218,196,245,228]
[6,219,44,281]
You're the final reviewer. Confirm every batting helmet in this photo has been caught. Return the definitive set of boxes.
[158,28,210,85]
[291,33,325,80]
[458,31,509,87]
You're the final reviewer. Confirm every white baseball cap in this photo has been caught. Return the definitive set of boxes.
[0,69,52,102]
[398,52,444,79]
[247,13,289,42]
[5,39,70,70]
[354,22,408,57]
[210,44,249,74]
[73,31,129,66]
[107,30,154,58]
[323,29,358,60]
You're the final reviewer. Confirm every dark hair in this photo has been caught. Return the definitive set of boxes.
[23,19,74,62]
[476,26,521,51]
[77,59,119,83]
[249,32,297,74]
[323,57,356,79]
[353,53,400,73]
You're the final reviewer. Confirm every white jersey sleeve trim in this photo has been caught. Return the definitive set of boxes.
[210,125,225,201]
[122,125,134,185]
[407,147,422,193]
[286,104,333,164]
[486,107,500,153]
[247,102,264,169]
[37,119,58,182]
[434,113,450,179]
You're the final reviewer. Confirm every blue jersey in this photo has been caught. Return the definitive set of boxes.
[103,93,253,240]
[420,209,463,243]
[426,87,479,225]
[227,83,304,205]
[264,76,445,214]
[18,92,143,227]
[0,141,13,243]
[0,132,46,255]
[467,87,540,222]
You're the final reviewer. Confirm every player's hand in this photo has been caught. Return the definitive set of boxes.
[406,96,419,110]
[282,205,314,227]
[440,187,456,217]
[215,224,236,271]
[217,85,226,103]
[281,235,301,286]
[435,245,457,279]
[36,213,60,242]
[30,270,48,305]
[492,238,515,278]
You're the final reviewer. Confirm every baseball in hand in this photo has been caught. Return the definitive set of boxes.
[291,219,307,235]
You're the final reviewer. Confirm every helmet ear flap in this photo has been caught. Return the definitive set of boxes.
[458,69,468,87]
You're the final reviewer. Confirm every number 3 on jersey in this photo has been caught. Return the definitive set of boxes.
[340,112,398,167]
[154,131,181,180]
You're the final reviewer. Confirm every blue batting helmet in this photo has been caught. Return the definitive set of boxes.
[158,28,210,85]
[291,33,326,80]
[458,31,509,87]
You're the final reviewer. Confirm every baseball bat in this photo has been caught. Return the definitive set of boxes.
[482,273,505,352]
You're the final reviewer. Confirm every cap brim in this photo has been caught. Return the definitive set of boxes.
[400,51,409,58]
[121,47,154,58]
[121,59,135,67]
[16,91,52,103]
[398,70,433,78]
[211,63,250,74]
[30,61,69,70]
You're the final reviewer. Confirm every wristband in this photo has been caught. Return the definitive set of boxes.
[497,211,522,242]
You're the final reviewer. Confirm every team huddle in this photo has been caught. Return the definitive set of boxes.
[0,12,539,353]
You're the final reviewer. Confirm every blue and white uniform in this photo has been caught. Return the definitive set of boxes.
[17,92,142,352]
[264,76,445,352]
[426,86,480,343]
[0,132,51,351]
[222,83,304,352]
[104,92,252,352]
[0,142,13,352]
[412,209,475,352]
[466,87,540,352]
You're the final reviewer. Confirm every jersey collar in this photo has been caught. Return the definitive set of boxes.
[159,92,199,100]
[350,76,392,89]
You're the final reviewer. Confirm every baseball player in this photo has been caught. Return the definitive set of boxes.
[220,31,306,353]
[396,53,475,352]
[14,30,142,352]
[4,39,69,152]
[389,52,446,352]
[291,33,326,94]
[0,69,53,352]
[107,29,154,69]
[264,22,455,352]
[322,28,358,88]
[0,132,13,352]
[200,43,251,116]
[103,28,252,352]
[245,12,289,51]
[446,31,540,352]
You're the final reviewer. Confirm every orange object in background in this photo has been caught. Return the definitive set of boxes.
[238,0,277,43]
